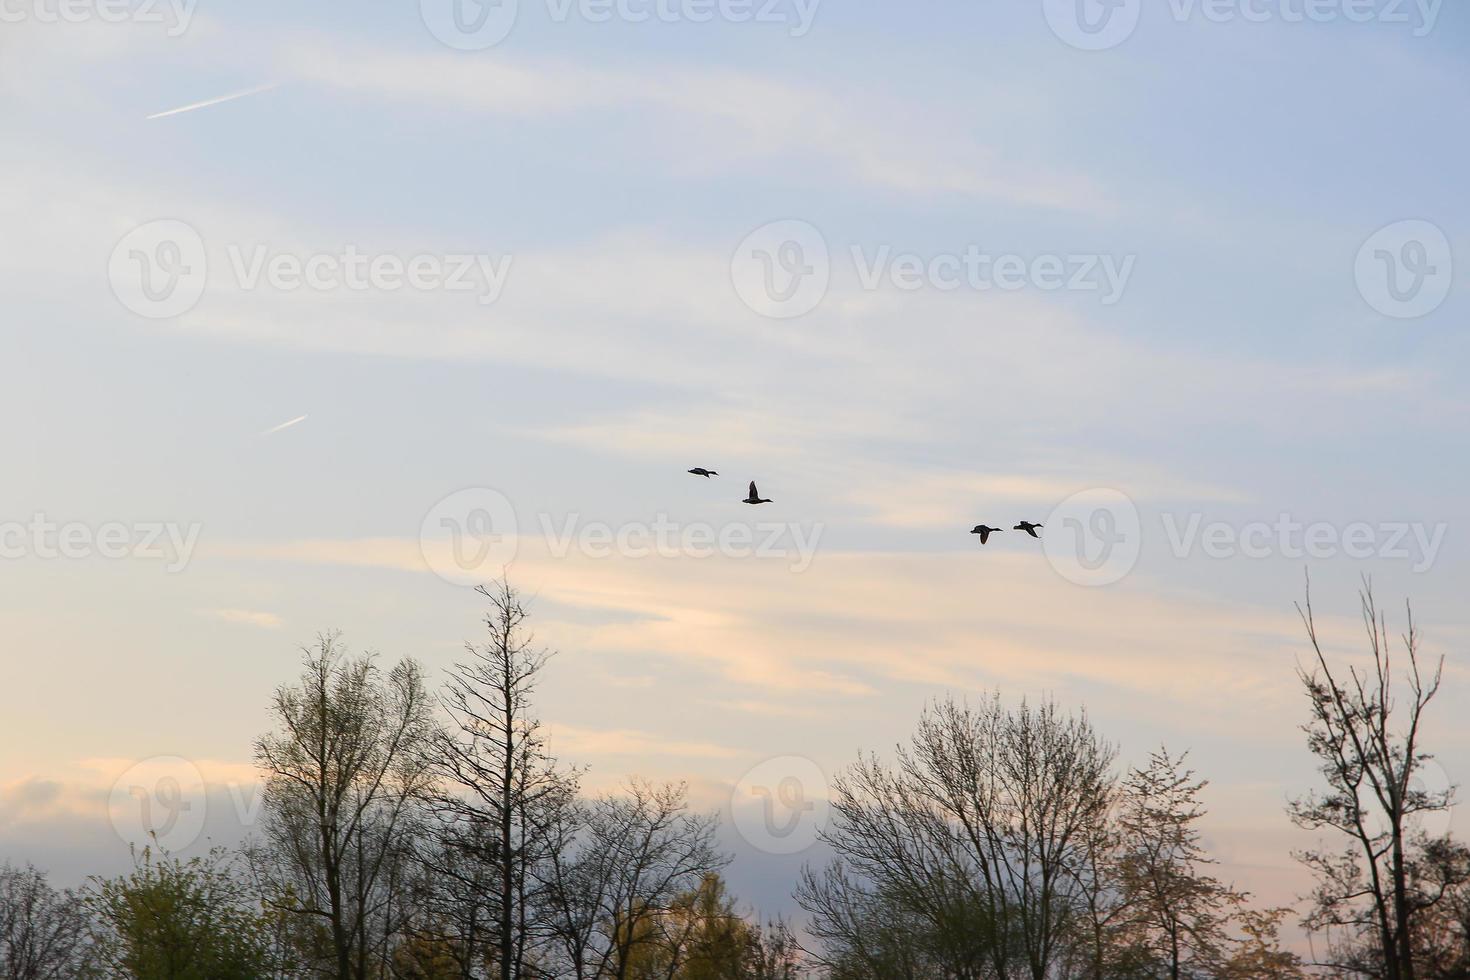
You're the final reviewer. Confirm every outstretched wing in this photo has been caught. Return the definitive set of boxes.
[979,528,990,544]
[748,481,758,498]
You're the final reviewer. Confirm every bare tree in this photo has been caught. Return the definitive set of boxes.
[0,863,88,979]
[543,779,726,979]
[796,862,949,980]
[798,694,1116,980]
[1289,582,1452,980]
[1060,786,1127,980]
[252,633,435,980]
[424,579,580,980]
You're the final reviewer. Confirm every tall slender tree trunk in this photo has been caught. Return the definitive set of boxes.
[501,666,516,980]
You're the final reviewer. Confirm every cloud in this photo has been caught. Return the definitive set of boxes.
[212,532,1313,729]
[847,468,1248,531]
[0,778,71,825]
[276,37,1113,214]
[548,725,744,760]
[201,608,283,629]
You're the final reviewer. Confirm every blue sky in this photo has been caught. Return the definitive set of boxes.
[1,0,1467,934]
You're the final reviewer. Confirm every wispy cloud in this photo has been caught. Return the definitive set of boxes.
[201,608,283,629]
[261,414,308,436]
[278,39,1111,214]
[145,82,280,120]
[547,725,744,760]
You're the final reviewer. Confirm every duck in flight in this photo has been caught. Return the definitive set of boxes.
[970,524,1003,544]
[743,481,772,505]
[688,467,718,478]
[1014,521,1043,538]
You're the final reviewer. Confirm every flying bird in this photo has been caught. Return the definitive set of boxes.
[743,481,772,505]
[970,524,1003,545]
[1014,521,1043,538]
[688,468,718,478]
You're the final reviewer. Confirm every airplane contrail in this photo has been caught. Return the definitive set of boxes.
[262,415,308,436]
[146,83,280,121]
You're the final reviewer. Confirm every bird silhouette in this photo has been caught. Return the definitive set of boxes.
[743,481,772,505]
[970,524,1003,544]
[687,468,718,478]
[1014,521,1043,538]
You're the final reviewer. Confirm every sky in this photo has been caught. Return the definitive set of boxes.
[1,0,1468,941]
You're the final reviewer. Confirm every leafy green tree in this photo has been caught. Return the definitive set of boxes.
[85,846,278,979]
[1218,906,1307,979]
